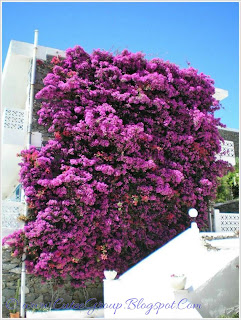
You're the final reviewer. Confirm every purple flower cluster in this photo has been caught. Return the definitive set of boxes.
[3,46,230,287]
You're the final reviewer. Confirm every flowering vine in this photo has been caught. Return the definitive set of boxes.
[3,46,230,287]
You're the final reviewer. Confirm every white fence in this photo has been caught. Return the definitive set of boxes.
[214,209,239,232]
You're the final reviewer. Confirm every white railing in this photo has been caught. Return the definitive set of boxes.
[2,200,25,237]
[214,209,239,232]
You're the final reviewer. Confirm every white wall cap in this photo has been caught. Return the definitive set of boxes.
[8,40,66,60]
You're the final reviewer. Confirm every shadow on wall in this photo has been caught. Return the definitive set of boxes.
[188,256,239,318]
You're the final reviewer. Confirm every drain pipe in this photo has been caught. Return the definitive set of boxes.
[27,29,38,148]
[20,29,38,318]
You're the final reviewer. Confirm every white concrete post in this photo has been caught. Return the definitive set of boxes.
[189,208,200,250]
[103,271,123,318]
[191,221,199,232]
[103,279,122,318]
[214,209,220,231]
[188,208,199,231]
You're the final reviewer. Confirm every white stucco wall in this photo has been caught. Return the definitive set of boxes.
[103,229,239,318]
[188,256,239,318]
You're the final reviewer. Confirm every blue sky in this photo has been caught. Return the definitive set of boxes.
[2,2,239,129]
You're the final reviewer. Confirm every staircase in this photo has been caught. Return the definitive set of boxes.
[103,225,239,318]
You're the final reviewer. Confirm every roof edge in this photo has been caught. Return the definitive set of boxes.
[8,40,66,61]
[218,126,239,133]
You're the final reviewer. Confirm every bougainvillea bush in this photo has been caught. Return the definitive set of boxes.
[3,46,230,287]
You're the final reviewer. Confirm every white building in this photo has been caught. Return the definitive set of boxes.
[2,40,65,237]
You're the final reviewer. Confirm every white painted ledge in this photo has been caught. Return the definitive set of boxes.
[26,309,104,318]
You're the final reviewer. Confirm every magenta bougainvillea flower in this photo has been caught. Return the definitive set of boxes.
[3,46,230,287]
